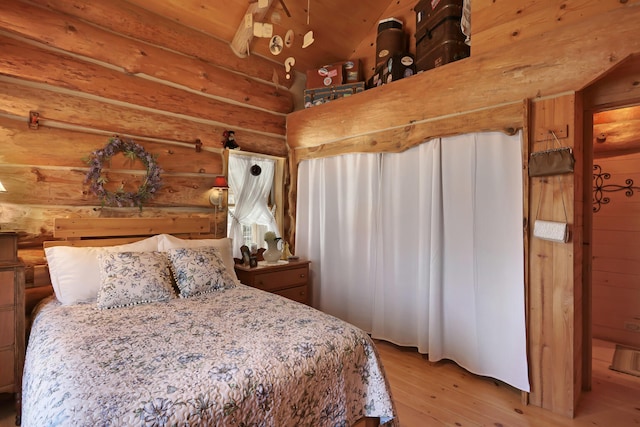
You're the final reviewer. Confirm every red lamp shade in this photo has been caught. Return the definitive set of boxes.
[212,176,228,188]
[209,176,228,208]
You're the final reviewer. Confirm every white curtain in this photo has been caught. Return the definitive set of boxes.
[228,154,279,258]
[296,131,530,392]
[296,154,380,330]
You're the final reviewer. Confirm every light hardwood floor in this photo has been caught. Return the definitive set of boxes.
[2,339,638,426]
[374,338,640,426]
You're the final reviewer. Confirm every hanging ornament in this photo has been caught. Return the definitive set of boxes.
[302,30,314,48]
[284,29,294,48]
[284,56,295,80]
[250,164,262,176]
[269,35,284,55]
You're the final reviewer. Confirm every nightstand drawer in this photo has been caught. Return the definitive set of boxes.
[253,266,308,292]
[235,260,311,305]
[275,285,308,305]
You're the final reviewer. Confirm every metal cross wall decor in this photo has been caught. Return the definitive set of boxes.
[593,164,640,212]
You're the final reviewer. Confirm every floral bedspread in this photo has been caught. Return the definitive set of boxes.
[22,285,396,426]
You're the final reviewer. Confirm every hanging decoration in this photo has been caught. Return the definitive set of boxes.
[269,35,284,55]
[284,29,294,47]
[302,30,314,48]
[284,56,295,79]
[250,164,262,176]
[593,164,640,212]
[84,137,162,209]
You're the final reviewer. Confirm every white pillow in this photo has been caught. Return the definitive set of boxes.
[45,235,159,305]
[157,234,238,281]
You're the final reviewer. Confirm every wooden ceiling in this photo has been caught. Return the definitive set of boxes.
[124,0,397,75]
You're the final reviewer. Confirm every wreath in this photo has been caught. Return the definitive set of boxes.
[84,137,162,209]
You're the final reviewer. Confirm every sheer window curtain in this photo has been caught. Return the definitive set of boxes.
[228,154,279,258]
[296,131,529,392]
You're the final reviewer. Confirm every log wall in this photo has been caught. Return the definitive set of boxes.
[0,0,291,287]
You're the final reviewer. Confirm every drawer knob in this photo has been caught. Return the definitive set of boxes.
[299,274,305,278]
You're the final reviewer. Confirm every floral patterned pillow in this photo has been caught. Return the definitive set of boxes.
[167,246,237,298]
[97,251,175,309]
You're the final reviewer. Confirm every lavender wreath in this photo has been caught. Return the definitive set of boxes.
[84,137,162,208]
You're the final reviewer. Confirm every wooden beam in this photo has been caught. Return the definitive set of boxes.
[0,0,294,114]
[39,0,293,88]
[0,78,288,157]
[593,105,640,157]
[0,116,223,173]
[528,94,580,416]
[0,36,286,136]
[0,166,216,208]
[583,54,640,110]
[294,102,524,161]
[287,5,640,150]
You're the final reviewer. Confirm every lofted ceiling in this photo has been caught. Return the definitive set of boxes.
[124,0,397,77]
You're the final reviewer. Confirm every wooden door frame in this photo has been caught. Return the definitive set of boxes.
[579,53,640,392]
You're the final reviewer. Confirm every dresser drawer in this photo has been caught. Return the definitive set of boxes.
[0,348,14,389]
[0,270,15,306]
[252,266,308,292]
[0,308,14,347]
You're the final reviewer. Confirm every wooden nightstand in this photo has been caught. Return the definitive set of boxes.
[234,260,310,305]
[0,232,25,424]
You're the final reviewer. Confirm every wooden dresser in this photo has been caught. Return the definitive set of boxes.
[234,260,310,305]
[0,232,25,420]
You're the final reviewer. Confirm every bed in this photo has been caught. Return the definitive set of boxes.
[21,218,396,426]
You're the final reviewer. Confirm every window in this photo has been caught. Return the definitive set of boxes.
[226,152,284,254]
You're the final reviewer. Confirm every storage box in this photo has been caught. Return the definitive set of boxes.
[306,63,345,89]
[304,82,365,108]
[343,59,362,83]
[416,39,469,71]
[376,18,406,69]
[367,53,416,88]
[414,0,469,71]
[415,0,462,33]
